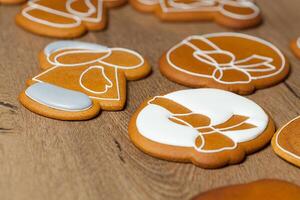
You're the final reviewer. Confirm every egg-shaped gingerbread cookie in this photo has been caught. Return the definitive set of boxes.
[129,88,275,168]
[192,179,300,200]
[272,116,300,167]
[160,32,289,95]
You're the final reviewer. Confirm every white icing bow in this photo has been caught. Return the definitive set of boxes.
[193,48,276,84]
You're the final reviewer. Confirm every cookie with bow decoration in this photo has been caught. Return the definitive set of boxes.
[192,179,300,200]
[19,41,151,120]
[130,0,262,29]
[16,0,126,38]
[160,32,289,95]
[272,116,300,167]
[129,88,275,168]
[291,37,300,59]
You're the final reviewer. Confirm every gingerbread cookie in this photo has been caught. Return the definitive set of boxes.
[272,116,300,167]
[0,0,26,4]
[290,37,300,59]
[160,32,289,95]
[16,0,126,38]
[192,179,300,200]
[129,88,275,168]
[19,41,150,120]
[130,0,262,29]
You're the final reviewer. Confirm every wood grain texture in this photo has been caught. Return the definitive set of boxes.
[0,1,300,199]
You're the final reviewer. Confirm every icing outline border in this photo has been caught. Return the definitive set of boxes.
[166,32,286,85]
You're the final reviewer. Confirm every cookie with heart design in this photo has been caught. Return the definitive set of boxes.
[272,116,300,167]
[160,32,289,95]
[15,0,126,38]
[130,0,262,29]
[19,41,150,120]
[291,37,300,59]
[129,88,275,168]
[192,179,300,200]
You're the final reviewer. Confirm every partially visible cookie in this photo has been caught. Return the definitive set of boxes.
[16,0,126,38]
[130,0,262,29]
[160,32,289,95]
[129,88,275,168]
[0,0,26,4]
[272,116,300,167]
[291,37,300,59]
[192,179,300,200]
[19,41,151,120]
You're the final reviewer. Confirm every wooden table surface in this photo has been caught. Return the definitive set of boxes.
[0,1,300,199]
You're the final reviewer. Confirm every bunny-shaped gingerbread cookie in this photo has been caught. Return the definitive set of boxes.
[16,0,126,38]
[19,41,150,120]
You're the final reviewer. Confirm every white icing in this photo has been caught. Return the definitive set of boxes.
[25,82,92,111]
[66,0,96,18]
[297,37,300,49]
[168,0,215,10]
[136,88,268,153]
[157,0,260,20]
[138,0,159,5]
[44,40,109,55]
[275,116,300,160]
[22,0,102,28]
[166,32,286,85]
[31,41,145,103]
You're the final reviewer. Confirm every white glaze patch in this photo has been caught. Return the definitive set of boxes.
[25,82,92,111]
[166,32,286,85]
[44,40,109,56]
[136,88,268,153]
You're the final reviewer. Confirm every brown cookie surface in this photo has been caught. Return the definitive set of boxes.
[272,116,300,167]
[0,0,26,4]
[130,0,262,29]
[15,0,126,38]
[159,32,289,95]
[129,88,275,168]
[19,41,150,120]
[192,179,300,200]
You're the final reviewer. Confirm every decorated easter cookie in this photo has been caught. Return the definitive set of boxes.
[192,179,300,200]
[0,0,26,4]
[272,116,300,167]
[160,32,289,95]
[19,41,150,120]
[290,37,300,59]
[129,88,275,168]
[16,0,126,38]
[130,0,262,29]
